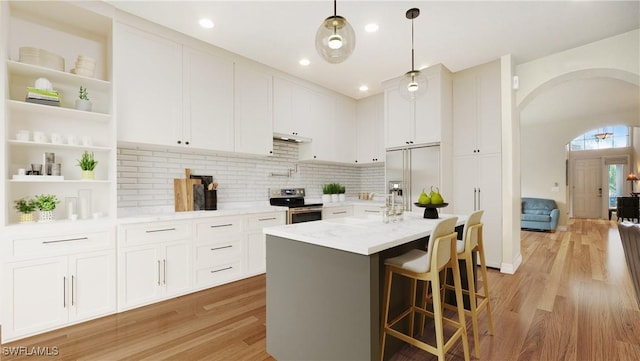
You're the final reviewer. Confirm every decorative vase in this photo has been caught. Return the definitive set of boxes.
[331,194,338,203]
[322,194,331,203]
[338,194,346,202]
[75,99,92,111]
[81,170,95,180]
[19,213,35,223]
[38,210,55,222]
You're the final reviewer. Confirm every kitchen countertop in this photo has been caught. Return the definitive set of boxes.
[263,212,467,256]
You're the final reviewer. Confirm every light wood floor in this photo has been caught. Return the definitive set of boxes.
[4,219,640,360]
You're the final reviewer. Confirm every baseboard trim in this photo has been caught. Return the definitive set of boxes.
[500,253,523,274]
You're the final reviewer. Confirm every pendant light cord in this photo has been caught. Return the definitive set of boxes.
[411,16,415,72]
[334,0,337,16]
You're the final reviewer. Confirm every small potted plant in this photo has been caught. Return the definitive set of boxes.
[35,194,59,222]
[14,197,37,223]
[77,150,98,179]
[338,184,346,202]
[329,183,340,203]
[322,184,332,203]
[75,85,92,111]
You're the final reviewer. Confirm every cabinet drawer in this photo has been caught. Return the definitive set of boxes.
[247,212,286,231]
[194,261,243,287]
[194,216,243,242]
[12,231,113,259]
[322,206,354,219]
[122,221,191,246]
[194,238,243,268]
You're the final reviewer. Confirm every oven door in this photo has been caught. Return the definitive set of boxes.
[288,207,322,224]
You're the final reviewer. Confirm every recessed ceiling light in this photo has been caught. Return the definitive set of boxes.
[199,18,214,29]
[364,23,379,33]
[359,85,369,92]
[299,58,310,66]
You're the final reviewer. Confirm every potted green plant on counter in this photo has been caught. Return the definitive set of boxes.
[14,197,37,223]
[338,184,346,202]
[322,184,332,203]
[77,150,98,180]
[35,194,59,222]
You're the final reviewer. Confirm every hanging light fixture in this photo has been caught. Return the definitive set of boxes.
[315,0,355,64]
[398,8,428,101]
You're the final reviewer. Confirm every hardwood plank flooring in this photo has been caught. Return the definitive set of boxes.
[3,219,640,360]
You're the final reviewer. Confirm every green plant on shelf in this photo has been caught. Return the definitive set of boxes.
[79,86,89,101]
[77,150,98,171]
[34,194,59,211]
[14,197,37,214]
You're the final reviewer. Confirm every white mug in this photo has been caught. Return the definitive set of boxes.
[51,133,63,144]
[33,131,47,143]
[67,134,79,145]
[16,130,30,141]
[81,136,93,146]
[17,168,26,175]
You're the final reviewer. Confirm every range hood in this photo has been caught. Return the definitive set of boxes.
[273,132,312,143]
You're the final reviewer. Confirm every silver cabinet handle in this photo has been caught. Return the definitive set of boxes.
[333,211,347,215]
[63,276,67,308]
[258,217,277,221]
[157,260,162,286]
[364,210,380,213]
[146,228,176,233]
[473,188,477,211]
[478,188,481,210]
[72,275,76,306]
[163,259,167,285]
[43,237,88,244]
[210,223,233,228]
[211,245,233,251]
[210,266,232,273]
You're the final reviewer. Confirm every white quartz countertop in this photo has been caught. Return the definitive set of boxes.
[117,203,288,225]
[263,212,468,256]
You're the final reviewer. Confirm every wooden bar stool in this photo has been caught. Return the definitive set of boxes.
[443,210,494,358]
[380,217,470,361]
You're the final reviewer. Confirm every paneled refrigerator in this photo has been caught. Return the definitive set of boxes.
[385,145,440,212]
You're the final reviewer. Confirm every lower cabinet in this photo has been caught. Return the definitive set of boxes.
[1,229,116,342]
[322,205,354,219]
[353,204,384,216]
[246,212,286,275]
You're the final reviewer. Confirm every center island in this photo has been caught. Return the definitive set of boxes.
[263,212,468,361]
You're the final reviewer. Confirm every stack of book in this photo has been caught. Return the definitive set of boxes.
[26,87,60,106]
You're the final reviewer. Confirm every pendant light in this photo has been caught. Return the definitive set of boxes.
[315,0,355,64]
[398,8,427,101]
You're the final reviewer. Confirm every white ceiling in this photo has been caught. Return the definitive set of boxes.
[107,1,640,129]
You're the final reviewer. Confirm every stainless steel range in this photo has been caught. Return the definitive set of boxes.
[269,188,323,224]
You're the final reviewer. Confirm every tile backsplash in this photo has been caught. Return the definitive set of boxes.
[117,139,385,208]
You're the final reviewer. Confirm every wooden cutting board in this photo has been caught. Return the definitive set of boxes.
[174,168,201,212]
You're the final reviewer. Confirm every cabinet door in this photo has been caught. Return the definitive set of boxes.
[247,232,266,275]
[476,61,502,155]
[183,46,234,152]
[163,241,191,297]
[2,257,68,339]
[116,23,182,146]
[452,71,478,156]
[478,153,502,268]
[119,245,162,310]
[452,155,478,215]
[69,251,116,322]
[414,71,442,145]
[299,91,334,161]
[385,88,413,148]
[357,94,384,163]
[333,97,357,163]
[234,63,273,156]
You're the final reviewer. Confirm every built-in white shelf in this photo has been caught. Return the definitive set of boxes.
[7,139,112,152]
[6,99,111,120]
[7,60,111,90]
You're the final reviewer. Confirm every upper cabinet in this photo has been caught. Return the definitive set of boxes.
[452,60,501,156]
[272,77,312,140]
[384,64,452,149]
[115,22,182,147]
[356,93,384,164]
[2,1,116,225]
[115,19,272,156]
[234,62,274,156]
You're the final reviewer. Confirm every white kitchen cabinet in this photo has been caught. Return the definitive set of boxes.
[192,216,246,289]
[299,91,334,162]
[234,62,274,156]
[272,77,313,139]
[322,205,354,219]
[384,64,452,149]
[353,204,384,217]
[356,93,384,164]
[3,1,116,226]
[452,60,501,156]
[118,221,191,311]
[1,228,116,342]
[246,211,286,275]
[115,22,182,147]
[333,97,357,163]
[183,46,235,152]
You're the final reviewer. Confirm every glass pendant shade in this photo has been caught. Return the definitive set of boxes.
[315,15,355,64]
[398,70,428,101]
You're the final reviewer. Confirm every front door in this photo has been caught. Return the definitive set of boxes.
[573,158,602,218]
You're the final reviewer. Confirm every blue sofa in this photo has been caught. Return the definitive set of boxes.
[521,197,559,232]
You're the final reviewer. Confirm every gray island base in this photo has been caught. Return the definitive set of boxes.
[264,213,467,361]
